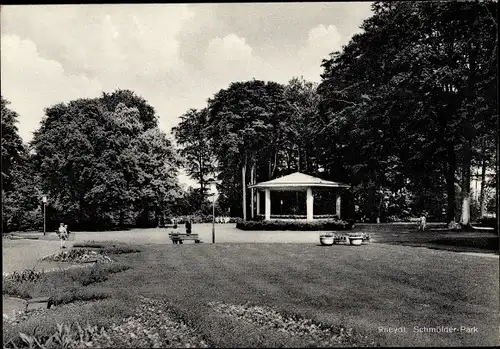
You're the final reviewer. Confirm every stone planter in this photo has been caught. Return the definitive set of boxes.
[348,236,363,246]
[320,236,334,246]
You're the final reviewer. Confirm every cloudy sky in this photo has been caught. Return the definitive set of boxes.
[1,3,373,186]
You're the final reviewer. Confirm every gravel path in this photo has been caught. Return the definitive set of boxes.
[4,225,497,275]
[2,238,66,274]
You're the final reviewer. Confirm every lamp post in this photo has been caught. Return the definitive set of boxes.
[212,194,215,243]
[208,180,219,244]
[42,195,47,235]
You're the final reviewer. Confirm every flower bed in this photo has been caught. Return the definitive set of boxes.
[41,249,113,264]
[236,219,353,231]
[3,269,44,283]
[208,301,362,346]
[4,297,210,349]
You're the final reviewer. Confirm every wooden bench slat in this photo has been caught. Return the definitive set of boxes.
[169,234,199,239]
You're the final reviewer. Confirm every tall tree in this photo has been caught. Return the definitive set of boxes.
[31,91,181,230]
[206,80,286,219]
[318,1,497,223]
[2,96,42,232]
[172,108,217,210]
[1,96,25,191]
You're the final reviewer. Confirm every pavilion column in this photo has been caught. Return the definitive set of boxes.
[336,193,341,219]
[306,187,314,221]
[256,190,261,215]
[265,189,271,221]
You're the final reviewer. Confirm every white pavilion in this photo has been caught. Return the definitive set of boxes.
[248,172,350,221]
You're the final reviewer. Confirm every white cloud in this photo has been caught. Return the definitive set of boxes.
[206,34,253,62]
[0,4,371,187]
[1,5,193,80]
[297,24,343,81]
[303,24,342,55]
[204,33,262,84]
[1,34,103,141]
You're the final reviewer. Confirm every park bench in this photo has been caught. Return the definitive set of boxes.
[168,232,203,244]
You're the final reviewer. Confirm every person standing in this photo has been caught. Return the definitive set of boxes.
[185,220,192,235]
[419,213,427,232]
[64,224,70,239]
[58,223,68,248]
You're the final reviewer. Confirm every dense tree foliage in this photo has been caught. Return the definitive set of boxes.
[2,97,42,231]
[2,90,182,232]
[1,96,25,192]
[172,108,217,212]
[176,1,497,224]
[318,1,497,224]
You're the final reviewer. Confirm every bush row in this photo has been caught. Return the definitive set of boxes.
[476,217,497,229]
[236,219,353,231]
[254,214,340,220]
[165,215,241,224]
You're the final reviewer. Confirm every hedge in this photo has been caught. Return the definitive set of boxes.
[255,214,340,220]
[476,217,497,229]
[163,215,242,224]
[236,219,353,231]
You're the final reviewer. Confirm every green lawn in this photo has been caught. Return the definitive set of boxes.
[3,242,499,347]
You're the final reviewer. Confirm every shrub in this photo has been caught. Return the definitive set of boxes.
[236,219,353,231]
[255,214,340,220]
[175,215,214,224]
[2,279,32,298]
[476,217,497,229]
[4,322,112,349]
[5,269,44,283]
[170,215,242,224]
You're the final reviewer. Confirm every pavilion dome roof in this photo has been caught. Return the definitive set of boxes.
[249,172,350,190]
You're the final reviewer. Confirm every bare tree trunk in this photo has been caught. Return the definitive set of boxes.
[377,186,383,223]
[242,153,247,221]
[268,152,272,180]
[199,154,205,211]
[271,151,278,178]
[250,156,255,219]
[446,143,456,223]
[297,144,301,172]
[479,150,487,218]
[287,149,292,170]
[304,149,309,173]
[460,42,478,227]
[460,140,472,226]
